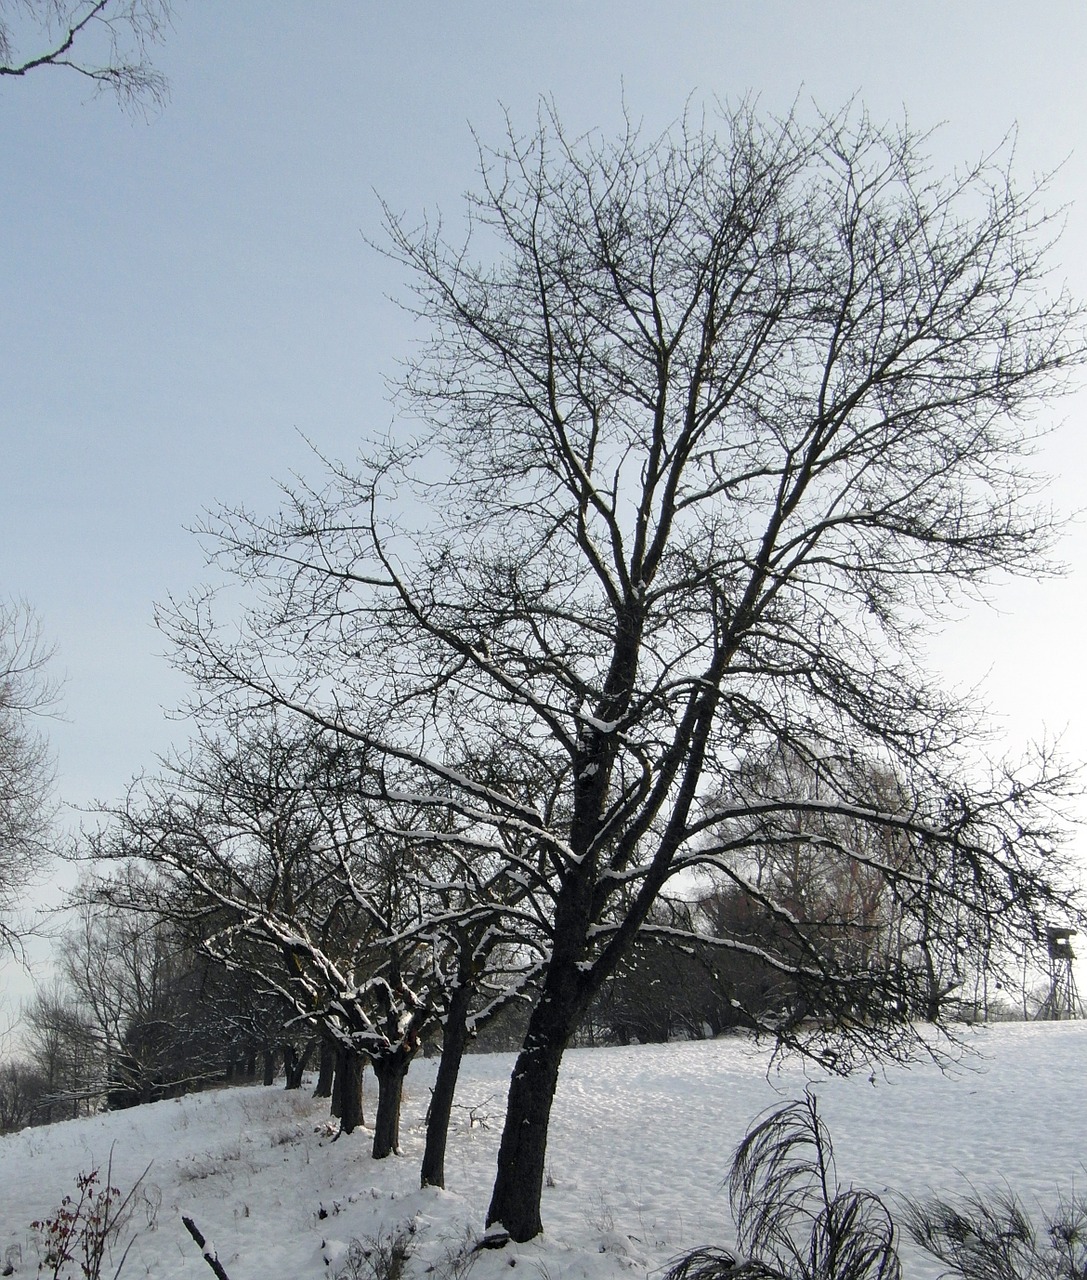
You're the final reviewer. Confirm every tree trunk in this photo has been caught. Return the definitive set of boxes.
[314,1036,335,1098]
[420,980,472,1188]
[336,1047,366,1135]
[486,958,592,1240]
[262,1048,276,1086]
[920,943,959,1024]
[371,1050,411,1159]
[284,1039,313,1090]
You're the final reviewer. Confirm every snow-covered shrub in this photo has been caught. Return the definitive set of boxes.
[334,1225,415,1280]
[30,1151,151,1280]
[666,1094,899,1280]
[668,1094,1087,1280]
[903,1187,1087,1280]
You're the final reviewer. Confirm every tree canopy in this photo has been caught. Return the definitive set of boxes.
[159,102,1084,1240]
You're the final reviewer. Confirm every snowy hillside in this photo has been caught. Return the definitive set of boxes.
[1,1023,1083,1280]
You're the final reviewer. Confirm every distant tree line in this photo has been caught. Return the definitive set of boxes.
[0,730,1059,1140]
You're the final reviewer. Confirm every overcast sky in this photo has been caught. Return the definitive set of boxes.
[4,3,1087,994]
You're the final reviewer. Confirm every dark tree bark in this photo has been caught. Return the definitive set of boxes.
[371,1048,413,1159]
[486,942,600,1238]
[420,979,473,1188]
[336,1046,366,1135]
[261,1048,276,1087]
[283,1039,313,1090]
[313,1036,335,1098]
[486,1022,568,1238]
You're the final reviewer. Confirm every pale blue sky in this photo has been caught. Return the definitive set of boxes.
[3,4,1087,950]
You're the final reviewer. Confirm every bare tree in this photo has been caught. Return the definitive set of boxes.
[90,719,464,1154]
[0,600,60,956]
[59,890,223,1107]
[0,1056,48,1132]
[695,743,985,1028]
[92,711,553,1176]
[22,977,98,1122]
[162,102,1084,1239]
[0,0,171,110]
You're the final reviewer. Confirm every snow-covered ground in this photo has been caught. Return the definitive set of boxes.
[1,1023,1083,1280]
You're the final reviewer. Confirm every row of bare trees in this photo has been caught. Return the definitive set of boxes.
[4,725,996,1128]
[0,892,325,1133]
[78,715,549,1175]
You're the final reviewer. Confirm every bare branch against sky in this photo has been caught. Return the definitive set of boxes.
[3,5,1087,1013]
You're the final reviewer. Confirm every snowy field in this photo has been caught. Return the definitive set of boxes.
[0,1022,1084,1280]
